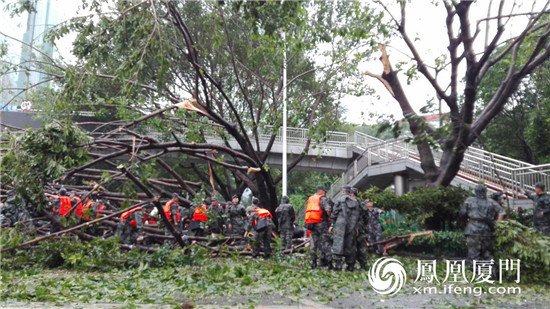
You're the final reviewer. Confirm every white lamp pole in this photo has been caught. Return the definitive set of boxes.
[282,31,288,197]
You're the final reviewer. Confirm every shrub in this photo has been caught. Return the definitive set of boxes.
[494,220,550,284]
[359,186,469,230]
[383,228,467,257]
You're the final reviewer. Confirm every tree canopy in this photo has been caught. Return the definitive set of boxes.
[1,0,383,213]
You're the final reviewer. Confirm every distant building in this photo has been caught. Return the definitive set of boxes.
[422,113,448,129]
[15,0,59,91]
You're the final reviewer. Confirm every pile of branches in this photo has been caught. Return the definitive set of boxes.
[0,192,309,256]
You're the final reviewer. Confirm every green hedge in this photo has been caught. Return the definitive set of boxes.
[383,228,467,257]
[359,186,469,230]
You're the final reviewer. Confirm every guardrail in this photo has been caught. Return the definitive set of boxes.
[328,134,550,199]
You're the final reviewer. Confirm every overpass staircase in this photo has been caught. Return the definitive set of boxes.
[326,133,550,207]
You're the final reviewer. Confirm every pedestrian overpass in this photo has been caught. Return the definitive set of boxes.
[2,111,549,206]
[186,122,550,207]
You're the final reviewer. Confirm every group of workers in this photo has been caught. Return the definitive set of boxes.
[47,183,385,270]
[459,182,550,278]
[303,185,384,271]
[43,180,550,273]
[114,184,384,270]
[49,187,106,232]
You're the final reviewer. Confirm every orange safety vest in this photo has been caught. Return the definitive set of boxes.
[95,204,105,219]
[305,193,324,224]
[121,207,146,227]
[192,205,208,222]
[164,200,181,222]
[76,200,95,220]
[57,196,72,216]
[73,197,81,208]
[252,208,273,225]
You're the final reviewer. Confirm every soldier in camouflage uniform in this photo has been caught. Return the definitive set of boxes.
[352,188,369,271]
[366,200,384,255]
[118,204,154,245]
[525,183,550,235]
[0,190,32,228]
[163,194,182,243]
[306,185,333,269]
[208,197,225,234]
[246,198,275,258]
[275,195,295,250]
[227,195,247,236]
[460,184,504,271]
[50,187,78,232]
[330,186,360,271]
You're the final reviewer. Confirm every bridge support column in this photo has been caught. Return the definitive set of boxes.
[394,174,407,196]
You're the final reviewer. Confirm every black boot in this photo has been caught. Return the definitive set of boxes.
[318,259,328,267]
[346,263,355,272]
[333,260,342,271]
[311,259,318,269]
[327,261,334,270]
[359,263,368,271]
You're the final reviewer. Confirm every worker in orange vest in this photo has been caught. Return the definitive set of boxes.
[51,187,73,216]
[305,185,333,269]
[246,198,274,259]
[69,192,82,214]
[163,193,182,228]
[117,204,154,244]
[50,187,77,232]
[75,196,96,221]
[188,199,209,236]
[162,193,183,244]
[93,202,106,220]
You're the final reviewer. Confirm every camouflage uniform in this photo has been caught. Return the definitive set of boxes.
[275,200,295,250]
[207,203,225,234]
[0,190,32,228]
[178,205,186,232]
[528,192,550,235]
[331,194,360,270]
[227,202,247,235]
[119,210,145,245]
[247,206,275,258]
[308,195,333,267]
[164,200,182,239]
[366,206,384,255]
[460,185,504,267]
[354,201,369,270]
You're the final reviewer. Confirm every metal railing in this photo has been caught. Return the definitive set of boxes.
[328,133,550,198]
[82,122,550,197]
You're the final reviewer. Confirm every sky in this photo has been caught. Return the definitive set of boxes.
[1,0,544,124]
